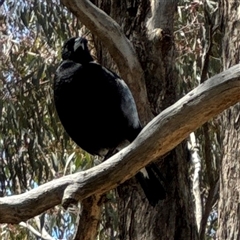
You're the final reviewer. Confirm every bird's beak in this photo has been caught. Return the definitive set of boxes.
[74,38,85,51]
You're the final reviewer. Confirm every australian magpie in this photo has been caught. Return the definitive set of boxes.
[53,37,166,206]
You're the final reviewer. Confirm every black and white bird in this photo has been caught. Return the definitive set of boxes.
[53,37,165,206]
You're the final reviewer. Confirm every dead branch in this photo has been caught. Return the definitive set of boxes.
[0,63,240,224]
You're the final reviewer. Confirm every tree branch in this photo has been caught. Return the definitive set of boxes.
[0,63,240,224]
[60,0,151,122]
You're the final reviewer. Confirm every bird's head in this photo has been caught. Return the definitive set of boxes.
[61,37,93,64]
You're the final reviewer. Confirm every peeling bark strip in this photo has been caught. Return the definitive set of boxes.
[188,132,202,231]
[0,63,240,224]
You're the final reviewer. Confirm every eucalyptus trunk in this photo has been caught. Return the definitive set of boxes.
[217,0,240,239]
[93,1,198,239]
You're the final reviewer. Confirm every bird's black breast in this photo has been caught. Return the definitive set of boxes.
[54,60,141,156]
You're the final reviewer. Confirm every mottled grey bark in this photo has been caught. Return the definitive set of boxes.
[217,0,240,239]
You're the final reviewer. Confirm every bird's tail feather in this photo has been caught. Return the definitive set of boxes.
[135,163,166,207]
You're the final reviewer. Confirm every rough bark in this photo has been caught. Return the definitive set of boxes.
[73,195,102,240]
[95,1,198,239]
[217,0,240,239]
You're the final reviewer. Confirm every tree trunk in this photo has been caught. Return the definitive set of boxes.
[94,0,198,239]
[217,1,240,239]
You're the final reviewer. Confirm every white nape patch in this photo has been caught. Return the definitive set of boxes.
[81,42,85,51]
[140,168,149,179]
[75,38,84,50]
[74,38,84,51]
[75,37,81,42]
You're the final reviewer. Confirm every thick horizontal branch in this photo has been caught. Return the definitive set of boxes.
[60,0,151,122]
[1,64,240,224]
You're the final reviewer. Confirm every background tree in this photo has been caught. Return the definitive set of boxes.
[0,0,239,239]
